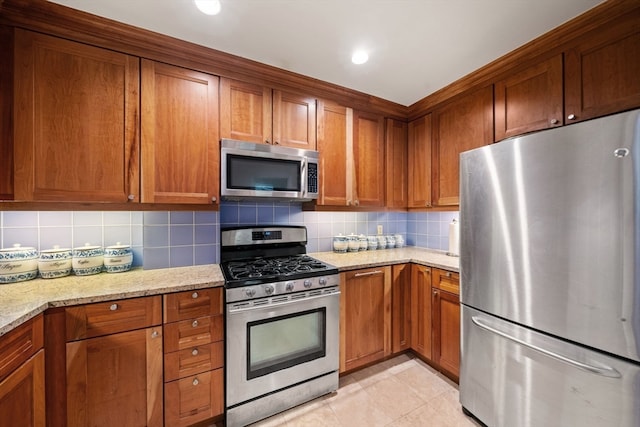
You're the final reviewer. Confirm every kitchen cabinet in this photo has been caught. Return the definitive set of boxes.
[65,297,163,427]
[385,118,408,209]
[141,60,220,205]
[407,114,432,208]
[432,269,460,381]
[220,77,317,149]
[494,54,563,141]
[0,315,45,427]
[432,85,493,206]
[163,288,224,426]
[0,25,12,200]
[391,263,411,354]
[13,28,140,203]
[410,264,432,360]
[316,100,385,208]
[340,266,391,373]
[564,10,640,124]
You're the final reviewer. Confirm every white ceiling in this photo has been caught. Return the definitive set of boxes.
[48,0,603,106]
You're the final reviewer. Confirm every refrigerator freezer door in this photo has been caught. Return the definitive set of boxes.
[459,108,640,362]
[461,305,640,427]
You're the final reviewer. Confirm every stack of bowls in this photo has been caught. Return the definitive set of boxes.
[0,244,38,283]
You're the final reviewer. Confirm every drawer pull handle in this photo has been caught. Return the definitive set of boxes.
[354,270,383,277]
[425,268,431,274]
[110,303,119,311]
[192,320,199,328]
[193,378,199,386]
[192,348,199,356]
[151,330,159,338]
[192,292,199,299]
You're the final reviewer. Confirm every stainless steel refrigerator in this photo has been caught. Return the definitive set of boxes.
[459,108,640,427]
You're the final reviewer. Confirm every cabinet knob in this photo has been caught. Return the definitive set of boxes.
[425,202,432,208]
[567,114,576,120]
[192,320,199,328]
[445,271,451,278]
[273,140,279,145]
[354,200,360,206]
[127,194,135,201]
[433,290,438,295]
[425,268,431,274]
[192,348,199,356]
[550,118,559,125]
[151,330,159,338]
[192,292,199,299]
[110,303,118,311]
[211,197,217,203]
[192,378,199,386]
[265,139,271,144]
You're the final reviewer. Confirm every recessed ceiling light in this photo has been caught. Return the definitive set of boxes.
[351,50,369,65]
[194,0,221,15]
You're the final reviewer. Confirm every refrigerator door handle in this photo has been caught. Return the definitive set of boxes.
[471,315,621,378]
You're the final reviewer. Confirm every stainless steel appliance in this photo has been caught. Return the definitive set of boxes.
[220,139,319,201]
[221,225,339,427]
[459,108,640,427]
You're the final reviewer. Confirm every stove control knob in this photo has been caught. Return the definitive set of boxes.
[245,288,256,298]
[318,277,327,285]
[285,282,295,291]
[304,279,313,288]
[264,285,274,295]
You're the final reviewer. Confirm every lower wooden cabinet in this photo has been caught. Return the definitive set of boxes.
[410,264,433,360]
[431,269,461,381]
[340,266,391,373]
[391,263,411,353]
[0,314,45,427]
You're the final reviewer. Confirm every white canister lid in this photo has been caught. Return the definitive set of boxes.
[41,245,71,253]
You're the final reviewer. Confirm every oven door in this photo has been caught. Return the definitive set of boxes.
[226,289,340,407]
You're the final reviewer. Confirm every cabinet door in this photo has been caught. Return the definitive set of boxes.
[407,114,432,208]
[385,118,408,209]
[0,25,12,200]
[164,368,223,427]
[66,327,163,427]
[14,29,140,202]
[141,60,220,204]
[565,11,640,123]
[353,110,385,207]
[0,350,45,427]
[340,267,391,372]
[494,54,563,141]
[432,85,493,206]
[272,90,317,149]
[410,264,432,360]
[220,78,272,143]
[316,100,350,206]
[391,264,411,353]
[432,289,460,380]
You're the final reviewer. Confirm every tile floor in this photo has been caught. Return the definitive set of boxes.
[249,353,482,427]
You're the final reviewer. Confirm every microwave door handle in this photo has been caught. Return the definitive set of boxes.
[301,158,308,198]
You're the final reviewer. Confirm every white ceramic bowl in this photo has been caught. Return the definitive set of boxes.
[72,244,104,276]
[104,243,133,273]
[0,244,38,284]
[39,245,72,279]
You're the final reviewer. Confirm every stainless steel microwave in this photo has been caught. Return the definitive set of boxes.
[220,139,319,201]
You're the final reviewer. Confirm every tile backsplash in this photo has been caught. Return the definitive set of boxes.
[0,204,458,270]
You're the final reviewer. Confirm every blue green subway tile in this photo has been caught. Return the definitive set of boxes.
[3,227,38,248]
[170,246,194,268]
[3,211,38,227]
[143,225,169,247]
[39,227,73,250]
[39,211,72,227]
[144,211,169,225]
[170,225,194,246]
[103,226,132,247]
[103,211,131,226]
[143,247,170,270]
[195,225,216,245]
[170,211,194,225]
[72,226,103,248]
[195,211,217,225]
[194,244,217,265]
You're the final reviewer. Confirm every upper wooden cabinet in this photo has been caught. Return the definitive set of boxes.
[407,114,432,208]
[564,11,640,124]
[494,55,563,141]
[385,118,408,209]
[13,29,140,203]
[432,86,493,206]
[316,100,385,208]
[219,78,317,149]
[141,60,220,205]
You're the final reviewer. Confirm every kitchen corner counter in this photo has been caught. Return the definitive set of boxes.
[0,264,224,336]
[310,246,459,273]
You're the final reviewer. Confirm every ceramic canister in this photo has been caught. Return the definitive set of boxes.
[358,234,368,251]
[38,245,72,279]
[367,235,378,250]
[0,244,38,284]
[332,235,348,253]
[104,242,133,273]
[347,234,360,252]
[72,244,104,276]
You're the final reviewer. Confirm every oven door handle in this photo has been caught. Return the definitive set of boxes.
[227,290,340,314]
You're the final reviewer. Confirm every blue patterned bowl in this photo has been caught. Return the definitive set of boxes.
[0,244,38,284]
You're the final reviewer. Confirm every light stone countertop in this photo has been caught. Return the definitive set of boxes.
[0,247,458,337]
[0,264,224,336]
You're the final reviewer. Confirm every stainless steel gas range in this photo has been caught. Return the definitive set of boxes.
[221,225,340,427]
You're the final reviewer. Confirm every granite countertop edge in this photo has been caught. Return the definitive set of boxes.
[0,247,459,337]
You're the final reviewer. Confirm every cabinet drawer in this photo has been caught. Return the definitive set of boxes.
[164,368,223,427]
[435,270,460,295]
[164,288,223,323]
[164,341,223,382]
[0,315,43,382]
[164,315,223,353]
[66,296,162,341]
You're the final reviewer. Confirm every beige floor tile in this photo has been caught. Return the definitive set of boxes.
[394,363,450,401]
[349,361,393,388]
[377,353,416,375]
[283,402,342,427]
[248,412,288,427]
[327,388,394,427]
[363,375,427,420]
